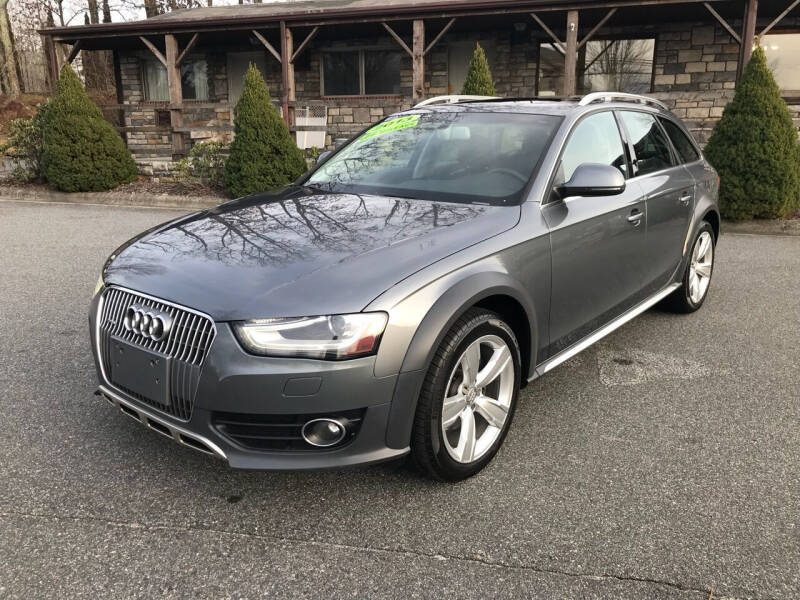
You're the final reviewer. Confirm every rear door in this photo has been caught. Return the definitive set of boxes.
[618,110,695,293]
[542,110,648,357]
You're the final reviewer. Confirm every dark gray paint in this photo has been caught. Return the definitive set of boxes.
[91,99,720,470]
[103,189,521,321]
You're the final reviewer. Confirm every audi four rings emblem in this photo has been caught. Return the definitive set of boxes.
[123,304,173,342]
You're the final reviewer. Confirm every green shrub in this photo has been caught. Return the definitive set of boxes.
[40,65,137,192]
[704,46,800,220]
[224,64,307,198]
[303,145,322,162]
[175,140,228,188]
[1,113,43,182]
[461,43,497,96]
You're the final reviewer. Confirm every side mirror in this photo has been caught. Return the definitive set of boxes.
[556,163,626,198]
[316,150,332,165]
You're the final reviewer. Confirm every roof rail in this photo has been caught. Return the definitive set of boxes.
[579,92,668,111]
[414,94,498,107]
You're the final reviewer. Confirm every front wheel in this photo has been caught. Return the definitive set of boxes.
[411,308,521,481]
[662,221,716,313]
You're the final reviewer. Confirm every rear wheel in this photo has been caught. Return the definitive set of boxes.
[662,221,715,313]
[411,308,521,481]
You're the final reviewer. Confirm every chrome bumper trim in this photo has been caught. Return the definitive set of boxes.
[98,384,227,460]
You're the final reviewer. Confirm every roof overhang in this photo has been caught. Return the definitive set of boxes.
[40,0,732,42]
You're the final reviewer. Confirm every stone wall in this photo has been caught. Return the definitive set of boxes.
[117,51,233,177]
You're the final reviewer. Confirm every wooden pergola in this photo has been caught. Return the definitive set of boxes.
[39,0,797,156]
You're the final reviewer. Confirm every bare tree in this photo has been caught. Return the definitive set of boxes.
[0,0,22,93]
[582,39,654,94]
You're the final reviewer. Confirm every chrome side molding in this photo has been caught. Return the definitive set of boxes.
[533,283,681,379]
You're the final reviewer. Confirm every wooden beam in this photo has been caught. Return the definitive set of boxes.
[252,29,282,63]
[139,36,166,66]
[382,21,413,57]
[530,12,565,55]
[760,0,800,37]
[577,8,616,49]
[280,20,294,125]
[412,19,425,103]
[563,10,579,97]
[290,26,319,62]
[703,2,741,44]
[424,17,456,56]
[164,34,185,156]
[739,0,758,77]
[176,33,199,66]
[42,34,59,93]
[65,40,83,64]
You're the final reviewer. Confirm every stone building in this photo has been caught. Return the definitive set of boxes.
[40,0,800,176]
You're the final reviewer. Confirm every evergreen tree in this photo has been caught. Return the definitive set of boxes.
[224,63,307,198]
[40,65,137,192]
[704,46,800,220]
[461,43,497,96]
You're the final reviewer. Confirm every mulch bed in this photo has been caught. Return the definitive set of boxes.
[113,180,229,199]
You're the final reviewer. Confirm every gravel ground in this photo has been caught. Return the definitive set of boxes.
[0,200,798,600]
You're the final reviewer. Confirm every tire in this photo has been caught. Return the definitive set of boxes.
[662,221,716,313]
[411,308,521,481]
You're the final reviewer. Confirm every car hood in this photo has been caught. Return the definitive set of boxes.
[104,187,520,320]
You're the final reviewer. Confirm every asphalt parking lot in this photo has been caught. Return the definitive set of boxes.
[1,199,798,599]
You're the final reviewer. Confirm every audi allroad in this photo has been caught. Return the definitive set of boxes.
[90,94,719,480]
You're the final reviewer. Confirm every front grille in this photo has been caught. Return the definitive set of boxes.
[98,287,215,421]
[212,409,365,452]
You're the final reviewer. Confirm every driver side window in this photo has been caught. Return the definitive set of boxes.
[556,111,628,187]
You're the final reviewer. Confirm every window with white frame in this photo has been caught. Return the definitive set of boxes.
[142,56,210,101]
[321,49,403,96]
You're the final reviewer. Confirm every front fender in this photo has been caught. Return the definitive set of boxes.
[377,268,539,449]
[399,271,538,374]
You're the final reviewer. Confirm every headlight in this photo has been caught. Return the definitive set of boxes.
[93,276,104,297]
[233,313,388,360]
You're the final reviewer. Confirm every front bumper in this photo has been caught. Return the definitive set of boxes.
[89,290,411,470]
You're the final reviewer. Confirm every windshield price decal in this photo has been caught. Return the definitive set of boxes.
[360,114,420,140]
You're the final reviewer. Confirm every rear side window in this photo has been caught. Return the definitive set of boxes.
[557,111,628,185]
[619,111,674,177]
[659,117,700,163]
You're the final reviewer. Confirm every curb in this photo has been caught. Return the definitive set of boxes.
[722,220,800,236]
[0,186,221,210]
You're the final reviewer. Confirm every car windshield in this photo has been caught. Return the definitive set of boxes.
[304,111,562,205]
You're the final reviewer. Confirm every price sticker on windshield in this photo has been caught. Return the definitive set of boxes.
[360,114,420,141]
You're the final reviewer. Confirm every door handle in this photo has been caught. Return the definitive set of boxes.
[627,210,643,226]
[679,193,693,205]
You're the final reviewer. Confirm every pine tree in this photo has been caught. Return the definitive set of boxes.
[460,43,497,96]
[224,64,307,198]
[40,65,137,192]
[704,46,800,220]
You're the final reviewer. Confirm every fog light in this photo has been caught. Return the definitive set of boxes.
[301,418,347,447]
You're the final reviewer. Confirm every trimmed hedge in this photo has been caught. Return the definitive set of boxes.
[704,46,800,220]
[224,64,307,198]
[461,43,497,96]
[40,65,137,192]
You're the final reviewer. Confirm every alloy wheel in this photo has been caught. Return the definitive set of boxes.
[441,335,515,464]
[689,231,714,305]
